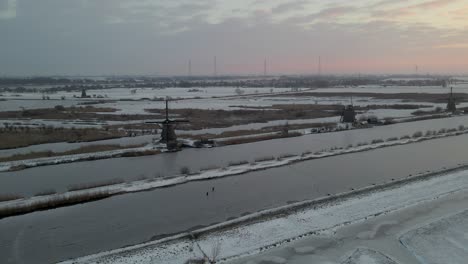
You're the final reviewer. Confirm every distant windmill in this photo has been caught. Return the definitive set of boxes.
[447,87,457,113]
[341,96,356,123]
[147,99,189,150]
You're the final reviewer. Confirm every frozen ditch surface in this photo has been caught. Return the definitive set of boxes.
[400,210,468,264]
[61,165,468,264]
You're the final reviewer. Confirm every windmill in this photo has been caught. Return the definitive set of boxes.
[147,99,189,149]
[341,96,356,123]
[447,87,457,113]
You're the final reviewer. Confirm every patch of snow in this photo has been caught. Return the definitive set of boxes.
[356,221,399,240]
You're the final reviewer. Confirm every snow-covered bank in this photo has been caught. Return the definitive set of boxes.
[0,145,159,172]
[1,128,467,218]
[60,158,468,264]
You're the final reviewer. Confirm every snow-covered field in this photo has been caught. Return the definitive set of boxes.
[0,118,162,129]
[312,84,468,94]
[1,84,460,114]
[0,87,294,101]
[60,160,468,264]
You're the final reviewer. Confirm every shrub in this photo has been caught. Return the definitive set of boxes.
[459,125,465,131]
[277,154,295,160]
[412,131,423,138]
[383,117,395,124]
[68,178,124,191]
[386,137,398,142]
[228,160,249,166]
[400,135,410,140]
[438,128,446,134]
[254,156,275,162]
[425,130,433,137]
[180,166,190,175]
[0,194,23,202]
[358,115,368,122]
[371,139,384,144]
[54,105,65,111]
[200,165,219,172]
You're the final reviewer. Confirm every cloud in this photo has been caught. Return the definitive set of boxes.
[411,0,458,9]
[284,6,357,25]
[0,0,467,75]
[434,43,468,49]
[271,0,306,13]
[314,6,357,19]
[370,0,408,8]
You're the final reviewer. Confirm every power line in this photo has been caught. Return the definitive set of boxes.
[214,56,217,77]
[188,59,192,76]
[318,56,322,76]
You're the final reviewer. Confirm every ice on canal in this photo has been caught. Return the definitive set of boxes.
[400,210,468,264]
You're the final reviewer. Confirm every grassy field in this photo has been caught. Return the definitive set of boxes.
[145,104,340,130]
[0,144,146,162]
[0,105,161,121]
[220,131,302,145]
[271,91,468,104]
[0,127,127,149]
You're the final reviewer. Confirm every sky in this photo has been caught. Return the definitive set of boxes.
[0,0,467,76]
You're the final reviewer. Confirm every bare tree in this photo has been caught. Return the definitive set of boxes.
[186,236,221,264]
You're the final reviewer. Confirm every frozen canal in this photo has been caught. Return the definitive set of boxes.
[2,133,468,263]
[2,114,468,196]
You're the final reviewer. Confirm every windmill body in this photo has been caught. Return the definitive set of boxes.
[447,87,457,113]
[341,97,356,123]
[147,100,188,149]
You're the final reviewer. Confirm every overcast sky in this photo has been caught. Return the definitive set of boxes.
[0,0,467,76]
